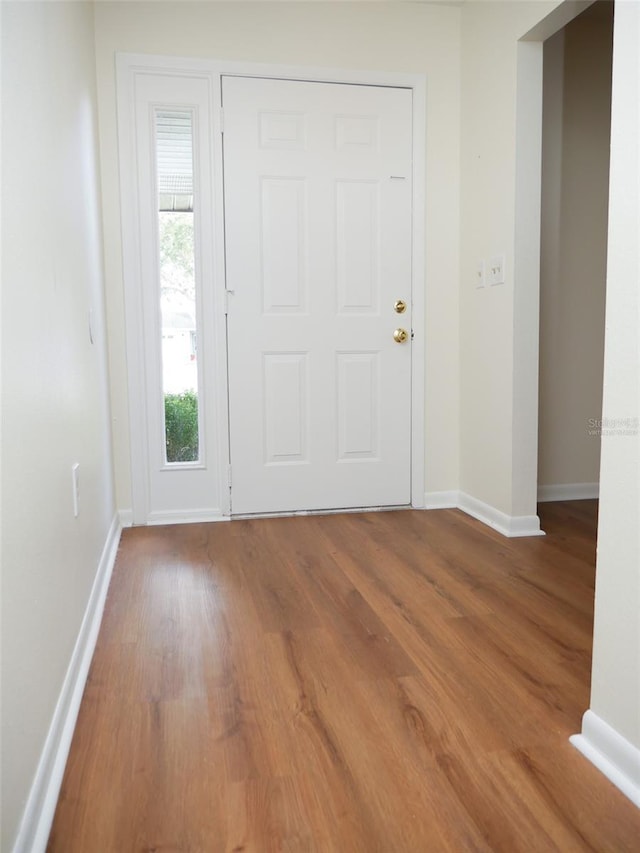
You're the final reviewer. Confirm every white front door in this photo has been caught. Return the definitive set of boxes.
[223,77,413,515]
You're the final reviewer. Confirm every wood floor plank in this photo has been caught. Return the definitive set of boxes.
[265,629,491,852]
[48,502,640,852]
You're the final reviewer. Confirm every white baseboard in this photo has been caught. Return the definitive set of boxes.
[11,514,122,853]
[422,490,544,537]
[457,492,545,538]
[424,490,460,509]
[538,482,600,502]
[118,508,133,528]
[570,710,640,808]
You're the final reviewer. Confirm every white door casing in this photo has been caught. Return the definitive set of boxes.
[116,56,425,524]
[224,77,413,515]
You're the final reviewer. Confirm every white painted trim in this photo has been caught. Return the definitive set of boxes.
[424,490,459,509]
[409,76,426,510]
[117,53,426,522]
[422,490,544,537]
[571,710,640,808]
[458,492,545,538]
[118,508,133,528]
[505,514,546,538]
[117,53,428,90]
[116,60,150,525]
[538,482,600,502]
[11,515,122,853]
[146,509,229,526]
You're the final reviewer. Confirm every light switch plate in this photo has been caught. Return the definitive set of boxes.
[475,261,486,289]
[488,255,505,286]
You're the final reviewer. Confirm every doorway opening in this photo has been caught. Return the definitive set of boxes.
[537,1,614,504]
[512,0,613,527]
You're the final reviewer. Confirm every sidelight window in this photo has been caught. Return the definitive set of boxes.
[155,109,200,464]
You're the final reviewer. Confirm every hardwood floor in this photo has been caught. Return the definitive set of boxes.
[48,502,640,851]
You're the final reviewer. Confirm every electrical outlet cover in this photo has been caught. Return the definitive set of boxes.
[72,462,80,518]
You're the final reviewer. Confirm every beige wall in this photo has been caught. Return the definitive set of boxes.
[93,0,462,511]
[459,0,563,516]
[538,2,612,490]
[589,0,640,751]
[0,2,115,848]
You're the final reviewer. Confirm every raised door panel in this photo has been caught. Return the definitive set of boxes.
[260,178,308,314]
[263,353,309,465]
[336,352,380,460]
[336,180,380,314]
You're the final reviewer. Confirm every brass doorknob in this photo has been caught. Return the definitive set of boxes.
[393,328,408,344]
[394,299,407,314]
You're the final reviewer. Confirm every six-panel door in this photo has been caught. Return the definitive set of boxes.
[224,77,413,515]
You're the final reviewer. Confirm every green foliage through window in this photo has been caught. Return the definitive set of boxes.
[158,212,195,300]
[164,390,199,463]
